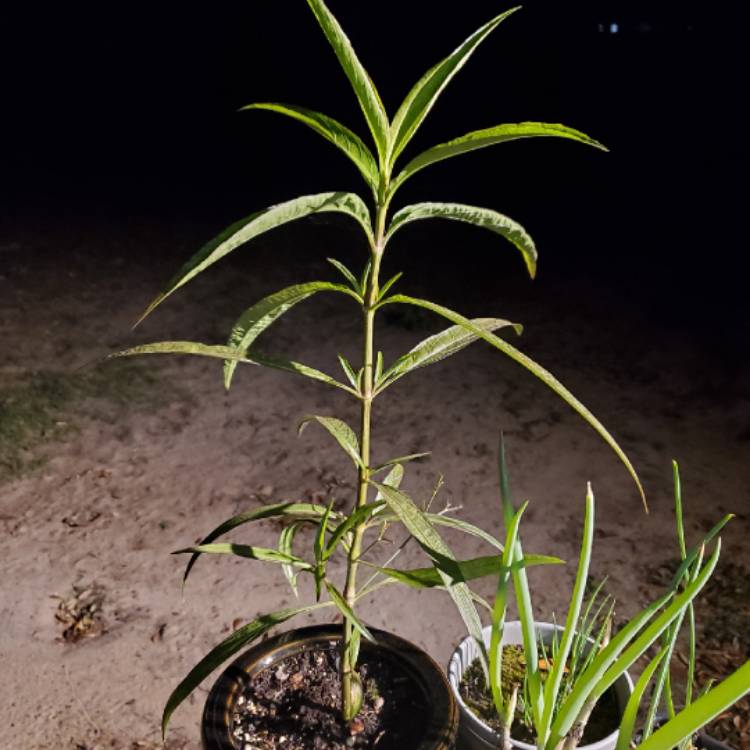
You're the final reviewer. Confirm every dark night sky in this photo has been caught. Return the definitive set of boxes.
[2,1,746,343]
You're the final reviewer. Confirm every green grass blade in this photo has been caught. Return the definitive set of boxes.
[614,648,670,750]
[299,415,365,470]
[391,122,606,194]
[305,0,389,163]
[490,502,529,718]
[242,103,379,189]
[325,582,375,642]
[385,202,536,279]
[370,481,487,668]
[224,281,360,388]
[161,603,331,737]
[539,485,595,747]
[173,542,313,569]
[379,318,521,392]
[178,502,333,586]
[637,660,750,750]
[498,436,543,725]
[383,296,647,509]
[388,6,521,166]
[136,192,373,324]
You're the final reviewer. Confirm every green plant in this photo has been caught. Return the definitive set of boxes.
[457,447,738,750]
[114,0,646,738]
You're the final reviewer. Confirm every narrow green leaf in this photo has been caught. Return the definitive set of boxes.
[305,0,389,162]
[540,486,595,747]
[224,281,361,388]
[371,452,431,473]
[377,271,403,301]
[499,436,542,725]
[374,350,384,384]
[325,502,385,560]
[325,582,375,642]
[242,103,379,189]
[379,317,521,391]
[383,296,647,509]
[251,353,357,395]
[359,258,372,293]
[386,202,537,279]
[337,354,359,389]
[614,648,670,750]
[161,603,331,737]
[137,192,373,324]
[173,542,312,569]
[377,551,562,589]
[327,257,362,294]
[180,502,334,585]
[391,122,607,194]
[299,415,365,470]
[370,481,486,666]
[637,660,750,750]
[279,520,308,598]
[313,501,335,601]
[490,502,529,720]
[388,6,521,165]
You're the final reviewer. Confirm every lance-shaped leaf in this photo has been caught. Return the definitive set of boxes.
[388,6,520,166]
[382,295,646,509]
[370,481,486,668]
[635,660,750,750]
[305,0,389,163]
[391,122,607,194]
[162,603,331,737]
[313,501,335,600]
[137,192,373,324]
[173,542,313,570]
[279,520,308,598]
[325,502,385,560]
[371,452,431,473]
[299,415,365,470]
[327,257,362,294]
[325,582,375,642]
[110,341,354,395]
[378,318,521,391]
[179,502,335,585]
[377,551,562,589]
[241,103,379,190]
[224,281,360,388]
[385,203,537,279]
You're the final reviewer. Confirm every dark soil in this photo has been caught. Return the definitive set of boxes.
[460,647,619,745]
[230,643,431,750]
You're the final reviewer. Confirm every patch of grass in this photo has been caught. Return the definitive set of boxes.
[0,360,164,481]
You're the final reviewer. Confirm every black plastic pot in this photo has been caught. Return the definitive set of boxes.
[201,623,458,750]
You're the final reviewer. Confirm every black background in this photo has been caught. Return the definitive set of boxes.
[2,1,746,354]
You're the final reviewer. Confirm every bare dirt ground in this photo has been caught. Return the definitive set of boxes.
[1,215,748,749]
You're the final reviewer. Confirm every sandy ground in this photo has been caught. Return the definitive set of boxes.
[1,215,748,749]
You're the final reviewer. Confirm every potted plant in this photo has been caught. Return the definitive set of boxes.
[448,449,743,750]
[114,1,645,747]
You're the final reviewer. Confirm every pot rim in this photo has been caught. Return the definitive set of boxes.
[202,622,458,750]
[448,621,634,750]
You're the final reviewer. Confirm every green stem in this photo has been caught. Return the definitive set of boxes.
[340,200,386,720]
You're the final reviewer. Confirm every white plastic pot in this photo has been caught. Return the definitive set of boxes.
[448,622,633,750]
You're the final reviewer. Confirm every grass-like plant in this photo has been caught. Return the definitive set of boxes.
[461,447,736,750]
[115,0,648,737]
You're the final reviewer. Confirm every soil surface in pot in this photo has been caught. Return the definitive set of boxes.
[459,647,619,745]
[230,642,431,750]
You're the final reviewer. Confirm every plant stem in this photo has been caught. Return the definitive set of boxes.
[340,201,386,720]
